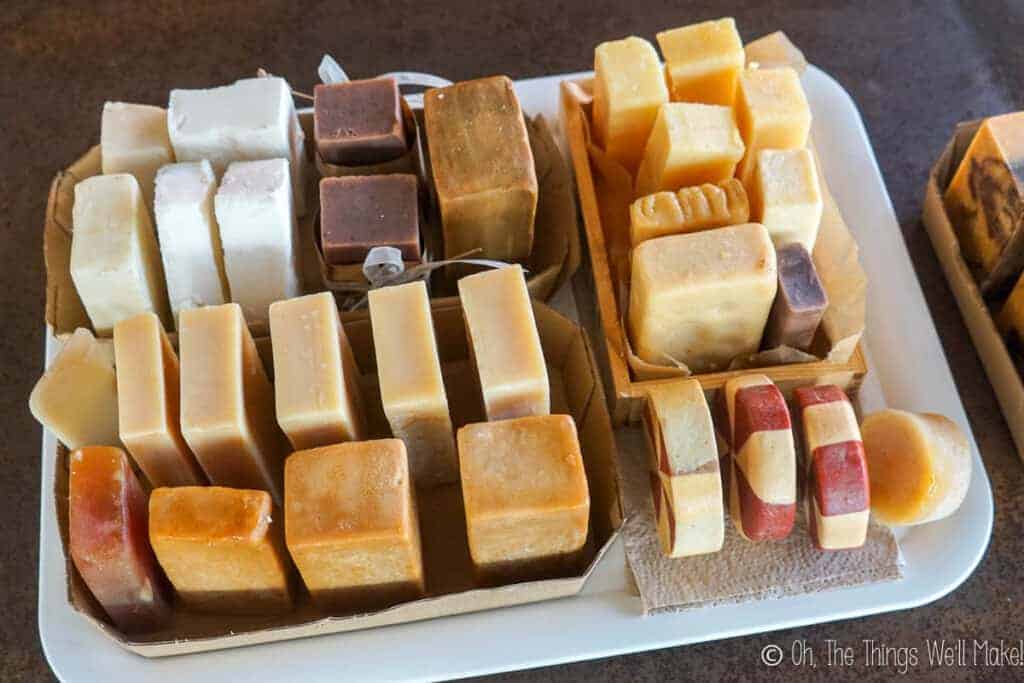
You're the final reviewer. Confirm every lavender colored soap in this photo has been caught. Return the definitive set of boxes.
[320,174,421,265]
[763,243,828,351]
[314,77,407,166]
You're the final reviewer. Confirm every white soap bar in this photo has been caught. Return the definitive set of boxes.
[167,76,307,214]
[101,102,175,212]
[214,159,301,326]
[154,161,229,325]
[70,174,172,335]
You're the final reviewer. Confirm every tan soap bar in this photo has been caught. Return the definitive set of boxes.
[149,486,293,615]
[629,178,749,246]
[424,76,538,260]
[592,36,669,172]
[628,223,777,371]
[734,67,812,185]
[29,328,120,450]
[657,18,744,105]
[635,103,745,197]
[750,148,822,250]
[101,102,175,212]
[179,304,289,502]
[458,265,549,421]
[269,292,366,451]
[368,282,458,487]
[285,439,424,612]
[113,313,206,487]
[457,415,590,582]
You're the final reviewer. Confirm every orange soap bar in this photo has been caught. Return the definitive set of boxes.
[69,446,170,632]
[149,486,293,615]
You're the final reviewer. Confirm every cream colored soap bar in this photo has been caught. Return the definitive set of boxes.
[592,36,669,172]
[458,265,549,421]
[368,282,458,487]
[179,304,289,502]
[101,102,175,212]
[114,313,206,487]
[628,223,777,371]
[734,67,811,185]
[629,178,749,246]
[285,439,424,612]
[70,174,172,335]
[29,328,120,450]
[657,18,744,105]
[269,292,366,450]
[750,148,822,250]
[635,103,745,197]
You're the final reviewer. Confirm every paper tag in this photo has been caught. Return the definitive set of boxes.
[316,55,452,107]
[318,55,350,85]
[362,246,405,287]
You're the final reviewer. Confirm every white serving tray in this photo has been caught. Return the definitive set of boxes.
[39,69,994,682]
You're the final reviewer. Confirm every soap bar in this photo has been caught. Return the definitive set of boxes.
[656,18,744,105]
[149,486,293,614]
[644,380,724,557]
[458,265,549,420]
[997,271,1024,345]
[724,374,796,541]
[592,36,669,172]
[861,410,971,526]
[629,178,749,246]
[368,282,458,487]
[69,446,169,632]
[285,439,424,612]
[763,243,828,351]
[113,313,206,487]
[154,161,229,323]
[457,415,590,582]
[314,78,407,165]
[424,76,538,260]
[70,174,172,334]
[167,76,307,214]
[319,174,421,265]
[29,328,120,450]
[734,67,812,185]
[179,304,289,502]
[628,223,777,371]
[101,102,174,211]
[214,159,301,326]
[635,103,745,197]
[794,385,869,550]
[750,148,822,250]
[269,292,366,450]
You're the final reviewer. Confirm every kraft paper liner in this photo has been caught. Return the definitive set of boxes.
[314,97,421,179]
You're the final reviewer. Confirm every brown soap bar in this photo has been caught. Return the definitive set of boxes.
[320,174,421,265]
[314,77,407,166]
[763,243,828,351]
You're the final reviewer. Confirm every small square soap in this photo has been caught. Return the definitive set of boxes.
[101,102,175,211]
[734,67,812,184]
[314,77,407,166]
[750,148,822,250]
[319,174,421,265]
[763,243,828,352]
[656,18,745,105]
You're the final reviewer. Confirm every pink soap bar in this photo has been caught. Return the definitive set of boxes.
[69,446,170,632]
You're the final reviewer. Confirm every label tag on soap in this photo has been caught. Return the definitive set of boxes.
[362,246,405,288]
[318,55,350,85]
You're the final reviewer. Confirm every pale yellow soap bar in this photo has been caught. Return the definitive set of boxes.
[269,293,366,451]
[368,282,458,488]
[734,67,811,185]
[592,36,669,173]
[750,148,822,250]
[635,103,745,197]
[113,313,206,487]
[629,178,749,246]
[101,102,175,212]
[179,304,289,503]
[628,223,777,371]
[657,18,744,105]
[29,328,120,450]
[458,265,549,421]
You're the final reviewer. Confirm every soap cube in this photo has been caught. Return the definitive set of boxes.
[29,328,120,450]
[285,439,424,612]
[424,76,538,260]
[750,148,822,250]
[458,265,549,421]
[114,313,206,487]
[314,77,407,165]
[319,174,421,265]
[635,103,745,196]
[70,174,172,334]
[457,415,590,581]
[214,159,301,326]
[149,486,293,614]
[628,223,777,371]
[656,18,744,105]
[100,102,174,211]
[269,292,366,450]
[734,67,812,184]
[179,304,289,503]
[629,178,749,246]
[592,36,670,172]
[944,112,1024,293]
[763,243,828,351]
[368,282,458,487]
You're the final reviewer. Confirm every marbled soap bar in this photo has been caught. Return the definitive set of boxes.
[629,178,749,246]
[319,174,420,265]
[657,18,744,105]
[314,77,407,165]
[734,67,811,186]
[763,243,828,352]
[750,148,822,251]
[101,102,174,211]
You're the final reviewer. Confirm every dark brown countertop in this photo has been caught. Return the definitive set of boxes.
[3,1,1022,680]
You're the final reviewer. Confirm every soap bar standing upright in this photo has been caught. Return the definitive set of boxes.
[101,102,175,212]
[750,148,823,251]
[319,174,421,265]
[314,77,407,165]
[763,243,828,351]
[734,67,812,186]
[656,18,745,105]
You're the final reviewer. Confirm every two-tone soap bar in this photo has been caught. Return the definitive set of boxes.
[656,18,744,105]
[734,67,811,186]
